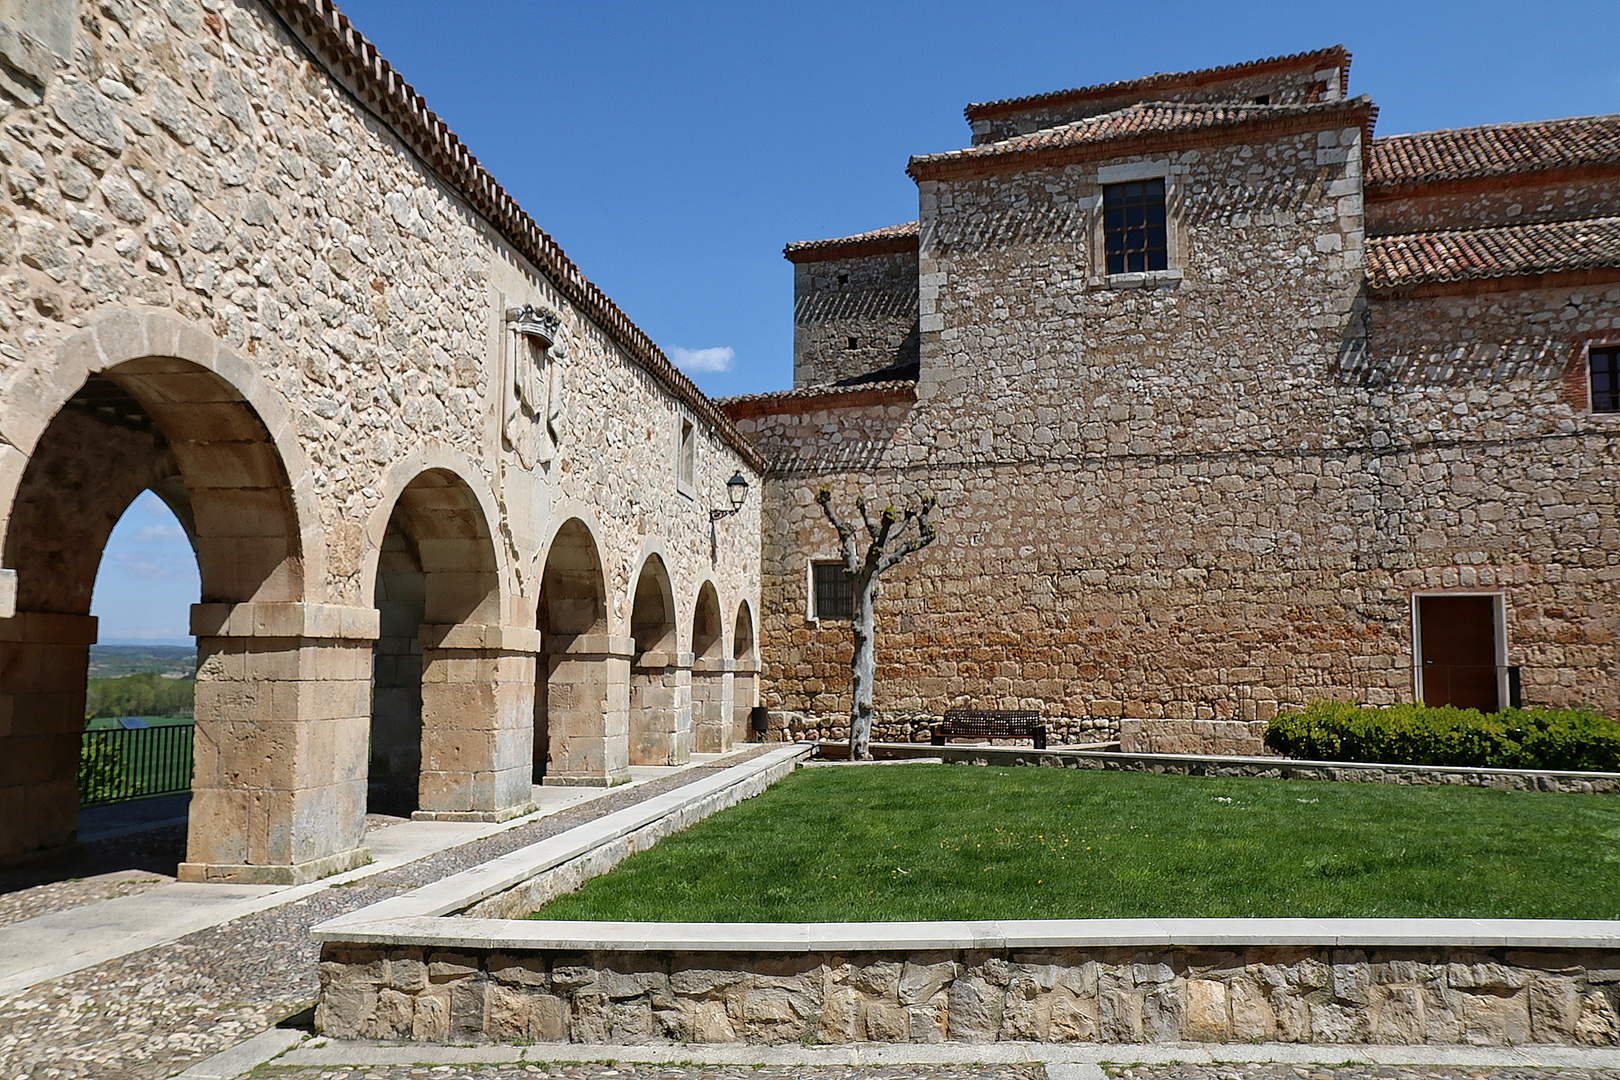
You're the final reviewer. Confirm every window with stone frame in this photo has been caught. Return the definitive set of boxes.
[676,416,696,493]
[811,560,853,621]
[1590,345,1620,413]
[1103,178,1168,275]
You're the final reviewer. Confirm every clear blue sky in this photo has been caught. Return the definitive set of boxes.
[91,0,1620,644]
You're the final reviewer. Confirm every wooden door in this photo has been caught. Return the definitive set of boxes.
[1417,595,1500,711]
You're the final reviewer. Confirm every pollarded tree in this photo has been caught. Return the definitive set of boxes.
[814,487,940,760]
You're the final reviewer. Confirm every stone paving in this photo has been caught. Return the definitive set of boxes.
[237,1062,1620,1079]
[0,754,768,1080]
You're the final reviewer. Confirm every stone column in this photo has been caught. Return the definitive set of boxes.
[415,624,537,822]
[690,656,733,754]
[630,650,692,766]
[733,659,760,743]
[543,633,633,786]
[182,602,378,885]
[0,611,98,864]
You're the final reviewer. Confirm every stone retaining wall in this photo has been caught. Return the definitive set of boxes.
[315,941,1620,1046]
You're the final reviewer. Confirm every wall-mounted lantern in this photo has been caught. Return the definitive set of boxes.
[709,471,750,522]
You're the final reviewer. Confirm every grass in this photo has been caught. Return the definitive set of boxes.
[528,763,1620,922]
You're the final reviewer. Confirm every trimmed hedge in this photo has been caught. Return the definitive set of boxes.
[1264,701,1620,772]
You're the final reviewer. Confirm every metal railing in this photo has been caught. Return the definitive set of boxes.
[79,722,195,806]
[1419,664,1523,710]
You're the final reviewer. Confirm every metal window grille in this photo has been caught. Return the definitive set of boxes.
[1103,179,1168,275]
[812,561,853,620]
[1591,346,1620,412]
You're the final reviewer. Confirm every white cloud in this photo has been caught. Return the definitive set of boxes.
[670,346,735,374]
[135,522,187,543]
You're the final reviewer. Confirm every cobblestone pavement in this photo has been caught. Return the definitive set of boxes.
[0,868,173,929]
[238,1062,1620,1080]
[1107,1068,1620,1080]
[0,752,771,1080]
[248,1067,1045,1080]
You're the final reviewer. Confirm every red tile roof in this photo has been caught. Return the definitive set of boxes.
[1368,114,1620,187]
[909,98,1373,181]
[964,46,1351,123]
[265,0,762,471]
[1366,216,1620,289]
[717,379,917,421]
[783,221,920,263]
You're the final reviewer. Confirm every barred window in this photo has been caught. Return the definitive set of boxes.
[1103,178,1168,275]
[1591,346,1620,412]
[811,561,853,621]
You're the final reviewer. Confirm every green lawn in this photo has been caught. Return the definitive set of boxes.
[529,763,1620,922]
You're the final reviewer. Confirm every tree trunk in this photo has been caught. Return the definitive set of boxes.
[849,576,878,760]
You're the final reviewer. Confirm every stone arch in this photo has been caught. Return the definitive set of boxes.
[362,446,510,615]
[733,598,760,743]
[689,580,730,753]
[628,551,689,765]
[368,467,525,817]
[0,335,308,869]
[536,516,627,786]
[0,309,323,593]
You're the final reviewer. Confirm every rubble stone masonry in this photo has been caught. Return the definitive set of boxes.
[0,0,760,876]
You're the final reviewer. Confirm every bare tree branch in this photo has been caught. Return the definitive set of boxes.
[815,487,859,573]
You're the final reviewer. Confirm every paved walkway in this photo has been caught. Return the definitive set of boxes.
[5,746,1620,1080]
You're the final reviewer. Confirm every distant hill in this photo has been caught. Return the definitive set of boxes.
[87,645,196,679]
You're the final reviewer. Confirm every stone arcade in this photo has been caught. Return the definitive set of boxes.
[0,0,762,880]
[725,47,1620,752]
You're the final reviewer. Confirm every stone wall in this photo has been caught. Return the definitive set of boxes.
[790,249,918,388]
[0,0,761,877]
[734,78,1620,740]
[315,941,1620,1046]
[1366,173,1620,234]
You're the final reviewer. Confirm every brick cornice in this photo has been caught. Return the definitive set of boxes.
[1368,265,1620,300]
[718,381,917,421]
[261,0,763,472]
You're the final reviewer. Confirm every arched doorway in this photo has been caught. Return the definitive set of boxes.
[368,469,525,819]
[0,358,320,878]
[628,553,689,766]
[536,518,627,786]
[690,582,729,753]
[733,600,759,743]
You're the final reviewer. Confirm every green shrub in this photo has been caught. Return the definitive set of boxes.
[1264,701,1620,772]
[78,734,136,803]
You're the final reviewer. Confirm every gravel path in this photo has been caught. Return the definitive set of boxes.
[0,752,771,1080]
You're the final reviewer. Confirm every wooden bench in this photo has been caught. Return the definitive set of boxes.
[930,709,1046,749]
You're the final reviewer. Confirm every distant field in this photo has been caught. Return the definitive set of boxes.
[88,645,195,679]
[529,763,1620,923]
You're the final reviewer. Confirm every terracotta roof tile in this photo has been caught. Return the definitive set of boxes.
[716,379,917,419]
[910,98,1372,179]
[783,221,920,262]
[1368,114,1620,187]
[964,46,1350,121]
[1366,216,1620,289]
[264,0,762,471]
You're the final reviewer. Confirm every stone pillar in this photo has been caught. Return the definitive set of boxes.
[691,656,733,754]
[0,612,98,864]
[733,659,760,743]
[181,602,379,885]
[630,650,692,766]
[543,633,633,786]
[415,624,537,822]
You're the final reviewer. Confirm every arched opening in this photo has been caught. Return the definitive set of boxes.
[0,360,305,871]
[628,553,688,766]
[536,519,625,786]
[369,508,425,815]
[368,470,522,817]
[690,582,729,753]
[733,600,759,743]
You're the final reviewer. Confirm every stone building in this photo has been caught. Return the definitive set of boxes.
[724,46,1620,751]
[0,0,763,879]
